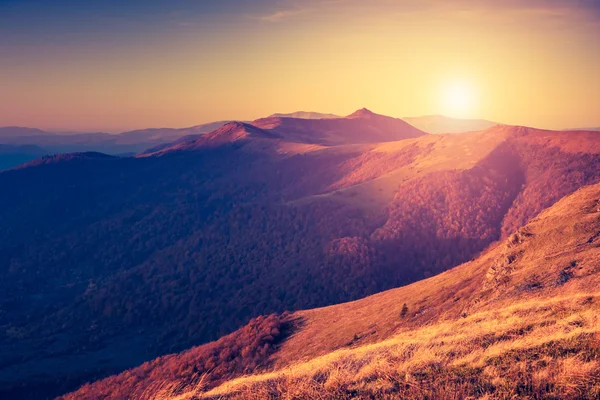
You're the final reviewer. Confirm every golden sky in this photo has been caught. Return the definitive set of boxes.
[1,0,599,132]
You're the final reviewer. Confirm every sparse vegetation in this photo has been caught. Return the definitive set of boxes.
[400,303,408,318]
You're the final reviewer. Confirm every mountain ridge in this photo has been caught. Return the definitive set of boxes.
[268,111,339,119]
[402,114,499,134]
[252,108,427,146]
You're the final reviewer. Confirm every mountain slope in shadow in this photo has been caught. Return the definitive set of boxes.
[63,182,600,400]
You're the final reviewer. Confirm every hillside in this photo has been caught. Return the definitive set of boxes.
[268,112,340,119]
[63,182,600,400]
[150,122,284,154]
[252,108,426,145]
[402,115,498,134]
[568,127,600,132]
[1,116,600,398]
[0,127,53,138]
[0,144,48,170]
[0,122,228,167]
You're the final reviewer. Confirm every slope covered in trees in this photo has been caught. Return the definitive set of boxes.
[63,180,600,400]
[1,117,599,398]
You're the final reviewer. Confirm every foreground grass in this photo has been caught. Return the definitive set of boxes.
[155,294,600,400]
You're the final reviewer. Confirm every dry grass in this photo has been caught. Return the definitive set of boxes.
[143,293,600,400]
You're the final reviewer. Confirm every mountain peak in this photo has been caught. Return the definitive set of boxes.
[207,121,277,139]
[347,108,377,119]
[150,121,283,154]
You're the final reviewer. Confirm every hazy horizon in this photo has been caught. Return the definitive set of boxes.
[2,0,599,132]
[1,109,598,135]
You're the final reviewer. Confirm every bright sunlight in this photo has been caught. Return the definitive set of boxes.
[440,81,478,117]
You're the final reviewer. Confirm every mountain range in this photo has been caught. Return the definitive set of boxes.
[0,112,500,170]
[266,112,501,135]
[0,122,229,169]
[1,109,600,398]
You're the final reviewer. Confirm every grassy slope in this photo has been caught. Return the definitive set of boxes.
[196,183,600,399]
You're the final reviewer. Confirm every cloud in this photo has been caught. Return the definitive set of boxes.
[252,0,345,23]
[258,9,303,22]
[283,0,600,14]
[250,0,600,26]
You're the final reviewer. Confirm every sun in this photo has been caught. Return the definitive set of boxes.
[440,81,478,118]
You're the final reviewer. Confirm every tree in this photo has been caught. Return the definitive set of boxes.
[400,303,408,318]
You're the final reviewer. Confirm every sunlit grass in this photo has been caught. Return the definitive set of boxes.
[152,293,600,400]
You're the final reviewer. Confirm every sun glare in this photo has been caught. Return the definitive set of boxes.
[440,81,478,118]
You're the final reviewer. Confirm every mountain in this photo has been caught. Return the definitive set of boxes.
[252,108,427,145]
[147,109,427,155]
[0,126,55,138]
[0,144,48,170]
[403,114,498,134]
[62,181,600,400]
[0,122,229,168]
[153,122,284,153]
[137,134,204,155]
[268,111,340,119]
[567,127,600,132]
[1,115,600,398]
[116,121,230,144]
[14,152,117,169]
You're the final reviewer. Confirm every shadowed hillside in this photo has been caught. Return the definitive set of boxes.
[0,122,228,166]
[62,182,600,400]
[1,115,600,398]
[0,144,48,170]
[268,112,340,120]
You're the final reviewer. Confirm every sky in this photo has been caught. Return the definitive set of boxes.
[1,0,599,132]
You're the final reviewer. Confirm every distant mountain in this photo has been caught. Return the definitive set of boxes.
[145,122,288,156]
[253,108,427,145]
[117,121,230,144]
[0,144,48,170]
[566,126,600,131]
[268,111,339,119]
[15,152,117,170]
[0,121,230,166]
[138,134,204,155]
[0,126,54,138]
[65,181,600,399]
[149,109,427,156]
[402,114,498,134]
[2,118,600,398]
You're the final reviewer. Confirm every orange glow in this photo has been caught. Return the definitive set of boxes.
[439,80,479,118]
[1,2,599,132]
